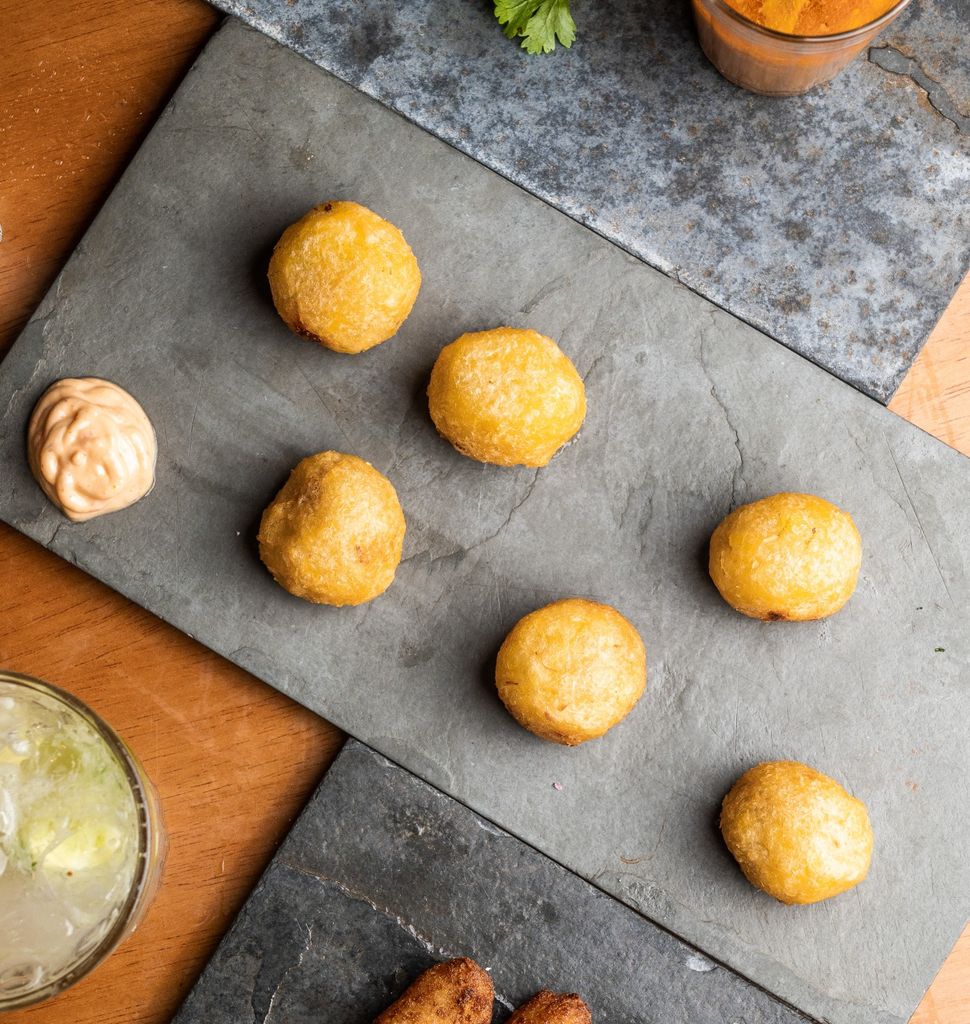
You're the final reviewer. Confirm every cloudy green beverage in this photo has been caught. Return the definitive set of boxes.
[0,674,161,1006]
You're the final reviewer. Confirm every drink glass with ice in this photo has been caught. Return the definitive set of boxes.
[0,671,165,1007]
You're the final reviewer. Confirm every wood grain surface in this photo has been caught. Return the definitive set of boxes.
[0,2,966,1021]
[889,272,970,457]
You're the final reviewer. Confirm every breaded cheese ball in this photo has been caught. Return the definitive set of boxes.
[709,492,861,621]
[268,201,421,354]
[374,958,493,1024]
[720,761,873,905]
[258,451,405,606]
[496,598,646,746]
[427,328,586,467]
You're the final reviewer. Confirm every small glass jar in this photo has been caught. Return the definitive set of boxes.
[691,0,913,96]
[0,670,166,1009]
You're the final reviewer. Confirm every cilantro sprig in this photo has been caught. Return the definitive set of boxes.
[495,0,577,55]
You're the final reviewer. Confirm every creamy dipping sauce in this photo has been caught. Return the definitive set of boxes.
[27,378,156,522]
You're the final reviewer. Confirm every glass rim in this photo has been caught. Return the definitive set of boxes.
[700,0,912,43]
[0,669,156,1009]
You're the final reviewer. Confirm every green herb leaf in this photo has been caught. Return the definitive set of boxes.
[495,0,539,38]
[495,0,576,54]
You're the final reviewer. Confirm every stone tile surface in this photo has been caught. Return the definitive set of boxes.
[174,741,808,1024]
[0,22,968,1024]
[212,0,970,401]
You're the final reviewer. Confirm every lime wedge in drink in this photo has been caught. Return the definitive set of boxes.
[21,817,126,874]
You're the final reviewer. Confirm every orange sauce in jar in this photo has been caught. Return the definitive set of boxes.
[721,0,899,35]
[692,0,910,95]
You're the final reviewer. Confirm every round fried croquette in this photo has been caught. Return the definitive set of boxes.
[709,492,862,621]
[374,957,493,1024]
[427,327,586,467]
[495,598,646,746]
[720,760,873,905]
[268,200,421,354]
[258,451,405,606]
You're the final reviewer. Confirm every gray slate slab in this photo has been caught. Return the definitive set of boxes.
[211,0,970,402]
[174,740,809,1024]
[0,20,968,1024]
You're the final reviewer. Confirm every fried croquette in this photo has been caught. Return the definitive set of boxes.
[373,957,494,1024]
[268,200,421,354]
[258,451,405,606]
[709,492,862,620]
[508,990,592,1023]
[496,598,646,746]
[427,327,586,467]
[720,760,873,905]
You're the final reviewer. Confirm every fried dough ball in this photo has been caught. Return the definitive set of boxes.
[427,328,586,467]
[374,957,493,1024]
[496,598,646,746]
[258,451,405,606]
[720,761,873,905]
[509,990,592,1024]
[709,492,862,621]
[268,200,421,354]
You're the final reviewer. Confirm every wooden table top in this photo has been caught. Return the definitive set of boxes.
[1,2,967,1021]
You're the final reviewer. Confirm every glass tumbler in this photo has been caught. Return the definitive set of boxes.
[0,670,166,1008]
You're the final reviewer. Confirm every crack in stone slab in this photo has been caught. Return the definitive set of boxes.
[616,479,654,564]
[279,860,519,1010]
[582,350,609,384]
[3,310,58,417]
[400,544,464,568]
[697,335,747,510]
[868,46,969,134]
[400,466,542,571]
[884,438,954,605]
[283,860,448,958]
[296,364,355,449]
[520,273,573,316]
[460,468,541,558]
[263,924,315,1024]
[703,382,745,510]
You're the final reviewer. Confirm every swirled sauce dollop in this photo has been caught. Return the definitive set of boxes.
[27,378,157,522]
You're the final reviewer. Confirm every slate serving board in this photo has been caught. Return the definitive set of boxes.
[174,740,810,1024]
[212,0,970,402]
[0,20,968,1024]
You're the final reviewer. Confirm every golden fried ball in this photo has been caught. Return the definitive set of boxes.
[720,761,873,905]
[258,451,405,606]
[427,328,586,467]
[496,598,646,746]
[268,200,421,354]
[709,492,861,621]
